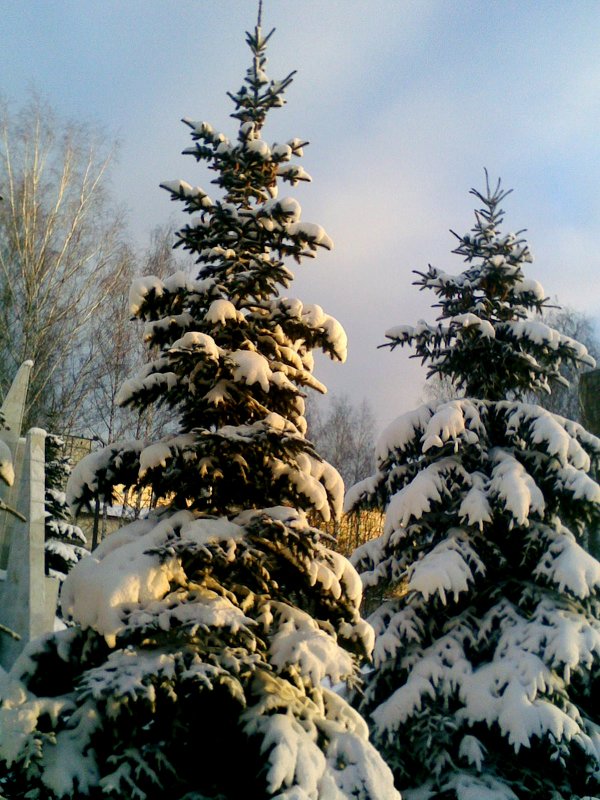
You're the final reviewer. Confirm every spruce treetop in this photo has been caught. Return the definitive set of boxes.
[384,173,594,400]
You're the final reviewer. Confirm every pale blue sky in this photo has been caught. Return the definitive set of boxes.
[2,1,600,430]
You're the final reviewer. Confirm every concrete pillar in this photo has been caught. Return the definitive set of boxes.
[0,361,33,569]
[0,363,59,669]
[0,428,58,669]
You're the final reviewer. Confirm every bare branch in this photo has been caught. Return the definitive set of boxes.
[0,94,125,431]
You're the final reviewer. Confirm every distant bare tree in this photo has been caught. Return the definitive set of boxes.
[307,393,376,487]
[305,394,381,554]
[530,305,599,422]
[83,225,182,447]
[0,94,125,431]
[81,225,185,538]
[82,245,138,445]
[420,373,462,406]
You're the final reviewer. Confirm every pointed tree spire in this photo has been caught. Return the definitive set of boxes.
[385,172,591,401]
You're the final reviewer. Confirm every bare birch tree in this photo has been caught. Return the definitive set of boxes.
[83,224,182,446]
[81,225,184,538]
[0,95,125,431]
[530,305,599,422]
[307,393,376,487]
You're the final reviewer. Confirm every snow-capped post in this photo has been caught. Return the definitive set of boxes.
[0,362,59,670]
[347,175,600,799]
[0,18,399,799]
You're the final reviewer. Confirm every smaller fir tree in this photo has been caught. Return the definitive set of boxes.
[347,176,600,799]
[44,433,87,582]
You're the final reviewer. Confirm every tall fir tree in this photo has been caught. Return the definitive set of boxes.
[347,176,600,799]
[0,19,398,800]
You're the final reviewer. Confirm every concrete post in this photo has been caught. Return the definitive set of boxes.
[0,429,58,669]
[0,361,33,569]
[0,363,59,669]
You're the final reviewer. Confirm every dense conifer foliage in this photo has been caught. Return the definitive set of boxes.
[347,177,600,799]
[0,21,397,800]
[44,434,86,583]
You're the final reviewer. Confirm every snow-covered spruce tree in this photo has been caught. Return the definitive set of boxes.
[0,22,398,800]
[347,176,600,799]
[44,433,87,583]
